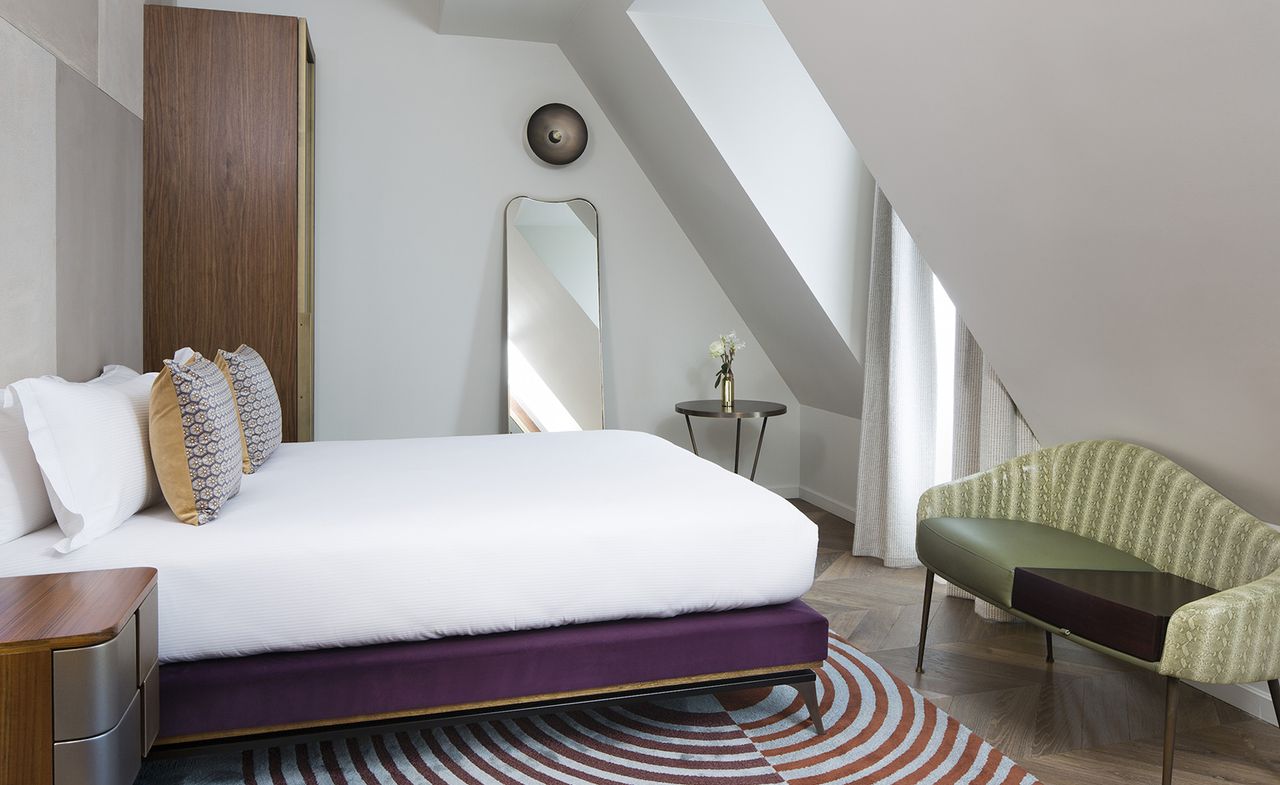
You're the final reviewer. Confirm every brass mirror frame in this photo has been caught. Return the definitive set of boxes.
[504,195,604,433]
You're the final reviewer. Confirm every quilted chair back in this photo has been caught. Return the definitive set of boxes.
[1047,441,1280,590]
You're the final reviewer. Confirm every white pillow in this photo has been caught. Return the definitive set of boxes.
[94,365,143,383]
[0,394,54,544]
[0,366,141,545]
[10,368,160,552]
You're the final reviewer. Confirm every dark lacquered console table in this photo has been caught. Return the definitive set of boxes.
[675,400,787,482]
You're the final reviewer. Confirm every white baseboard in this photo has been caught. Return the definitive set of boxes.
[796,486,857,523]
[765,484,800,499]
[1190,680,1276,723]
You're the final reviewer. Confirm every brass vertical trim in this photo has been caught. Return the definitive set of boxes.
[295,18,315,441]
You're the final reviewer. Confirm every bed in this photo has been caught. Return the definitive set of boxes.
[0,429,829,747]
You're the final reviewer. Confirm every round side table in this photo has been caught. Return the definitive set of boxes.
[675,399,787,482]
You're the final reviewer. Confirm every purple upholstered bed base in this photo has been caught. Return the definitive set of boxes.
[158,600,828,741]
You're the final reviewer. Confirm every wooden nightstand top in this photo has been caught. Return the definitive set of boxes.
[0,568,157,654]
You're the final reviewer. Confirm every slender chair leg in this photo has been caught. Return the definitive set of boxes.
[1162,677,1179,785]
[916,570,935,674]
[1045,630,1054,663]
[1269,679,1280,728]
[795,677,825,734]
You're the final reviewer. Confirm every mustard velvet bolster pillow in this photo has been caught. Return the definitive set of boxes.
[215,345,282,474]
[150,354,243,525]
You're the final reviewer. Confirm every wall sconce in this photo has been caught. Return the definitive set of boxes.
[527,103,588,166]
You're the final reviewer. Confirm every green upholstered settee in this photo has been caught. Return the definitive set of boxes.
[914,440,1280,784]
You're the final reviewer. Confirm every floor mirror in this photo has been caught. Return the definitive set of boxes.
[505,197,603,432]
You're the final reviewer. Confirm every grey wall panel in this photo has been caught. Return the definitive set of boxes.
[0,0,98,83]
[98,0,143,117]
[0,18,57,386]
[56,61,143,382]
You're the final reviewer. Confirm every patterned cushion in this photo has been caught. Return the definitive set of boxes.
[149,354,242,525]
[215,345,282,473]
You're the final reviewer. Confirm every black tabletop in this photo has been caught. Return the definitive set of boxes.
[675,400,788,419]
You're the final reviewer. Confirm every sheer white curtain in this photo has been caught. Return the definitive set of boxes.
[855,188,1036,589]
[946,318,1040,619]
[951,320,1039,479]
[853,189,937,568]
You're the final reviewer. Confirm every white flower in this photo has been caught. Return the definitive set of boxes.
[709,339,726,358]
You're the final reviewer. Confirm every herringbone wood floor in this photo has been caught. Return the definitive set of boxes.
[793,500,1280,784]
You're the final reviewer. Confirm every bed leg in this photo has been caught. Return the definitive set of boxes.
[796,676,824,734]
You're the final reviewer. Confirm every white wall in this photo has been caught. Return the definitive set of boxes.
[797,404,860,520]
[162,0,801,492]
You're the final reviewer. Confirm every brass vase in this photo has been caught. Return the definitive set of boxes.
[721,370,735,411]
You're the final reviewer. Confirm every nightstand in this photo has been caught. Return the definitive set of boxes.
[0,568,158,785]
[675,399,788,482]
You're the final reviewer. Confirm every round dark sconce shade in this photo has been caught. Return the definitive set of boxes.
[527,103,588,166]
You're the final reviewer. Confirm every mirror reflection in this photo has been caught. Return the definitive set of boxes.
[505,197,603,433]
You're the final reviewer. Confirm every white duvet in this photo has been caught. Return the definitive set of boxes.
[0,430,817,663]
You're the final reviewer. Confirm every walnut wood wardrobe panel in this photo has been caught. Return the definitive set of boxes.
[144,6,315,441]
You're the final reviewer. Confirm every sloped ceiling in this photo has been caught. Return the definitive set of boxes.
[432,0,584,43]
[767,0,1280,520]
[561,0,864,416]
[628,0,875,362]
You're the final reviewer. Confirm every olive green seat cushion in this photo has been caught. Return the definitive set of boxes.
[917,517,1159,607]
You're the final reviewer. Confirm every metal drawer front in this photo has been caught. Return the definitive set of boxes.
[54,615,137,740]
[54,690,141,785]
[137,587,159,684]
[142,663,159,755]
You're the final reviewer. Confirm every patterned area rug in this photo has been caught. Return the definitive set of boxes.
[139,635,1038,785]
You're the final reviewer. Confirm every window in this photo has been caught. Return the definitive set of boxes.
[932,275,956,485]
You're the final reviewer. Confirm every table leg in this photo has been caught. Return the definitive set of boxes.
[1162,677,1179,785]
[733,419,741,473]
[749,417,770,481]
[684,414,699,456]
